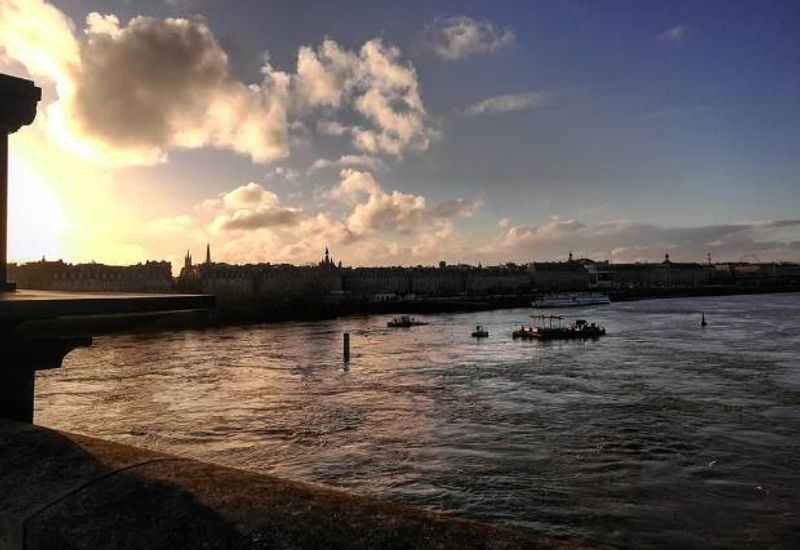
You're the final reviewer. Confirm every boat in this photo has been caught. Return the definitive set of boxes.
[513,315,606,340]
[387,315,429,328]
[512,325,536,339]
[532,293,611,308]
[471,325,489,338]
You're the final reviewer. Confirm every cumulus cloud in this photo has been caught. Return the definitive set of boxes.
[0,0,435,166]
[177,171,482,266]
[464,92,549,116]
[329,169,480,235]
[424,16,515,61]
[297,38,436,156]
[0,2,291,164]
[209,182,303,231]
[659,25,688,42]
[155,186,800,268]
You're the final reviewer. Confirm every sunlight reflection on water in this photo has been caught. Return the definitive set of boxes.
[37,293,800,548]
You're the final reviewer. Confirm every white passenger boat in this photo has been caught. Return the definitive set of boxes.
[532,293,611,308]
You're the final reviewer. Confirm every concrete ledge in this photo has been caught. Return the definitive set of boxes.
[0,421,584,549]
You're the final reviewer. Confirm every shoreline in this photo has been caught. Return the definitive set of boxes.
[0,420,584,550]
[22,286,800,336]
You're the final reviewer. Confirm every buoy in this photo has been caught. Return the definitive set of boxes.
[701,312,707,327]
[343,332,350,362]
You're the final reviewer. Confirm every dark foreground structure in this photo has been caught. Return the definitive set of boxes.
[0,420,581,550]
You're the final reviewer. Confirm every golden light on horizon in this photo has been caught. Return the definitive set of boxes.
[7,126,160,267]
[8,145,66,262]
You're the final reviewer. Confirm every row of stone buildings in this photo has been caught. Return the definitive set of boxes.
[10,248,800,305]
[8,258,173,293]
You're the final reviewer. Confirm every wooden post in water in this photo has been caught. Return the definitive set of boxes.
[343,332,350,362]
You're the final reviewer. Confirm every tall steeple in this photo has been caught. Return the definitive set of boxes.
[206,243,211,265]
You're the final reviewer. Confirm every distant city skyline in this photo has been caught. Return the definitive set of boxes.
[1,0,798,268]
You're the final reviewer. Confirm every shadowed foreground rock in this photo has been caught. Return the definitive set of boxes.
[0,420,585,550]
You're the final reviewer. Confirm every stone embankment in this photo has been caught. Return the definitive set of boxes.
[0,420,585,550]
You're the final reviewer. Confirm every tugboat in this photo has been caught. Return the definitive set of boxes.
[387,315,429,328]
[471,325,489,338]
[514,315,606,340]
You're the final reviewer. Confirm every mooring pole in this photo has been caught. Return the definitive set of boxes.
[343,332,350,362]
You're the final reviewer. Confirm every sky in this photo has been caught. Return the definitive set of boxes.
[1,0,798,271]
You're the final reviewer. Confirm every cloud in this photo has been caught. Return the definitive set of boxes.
[659,25,688,42]
[485,218,800,264]
[266,166,300,181]
[0,0,80,87]
[176,170,482,266]
[1,2,289,164]
[316,120,349,136]
[464,92,549,116]
[331,169,480,235]
[0,1,435,166]
[432,198,482,219]
[297,38,436,156]
[209,182,303,231]
[308,154,387,173]
[328,169,383,204]
[424,16,515,61]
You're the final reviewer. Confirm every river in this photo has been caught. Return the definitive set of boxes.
[35,293,800,548]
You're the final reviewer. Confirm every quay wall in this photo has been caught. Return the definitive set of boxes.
[0,420,578,550]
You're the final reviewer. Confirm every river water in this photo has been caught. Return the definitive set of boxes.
[36,293,800,548]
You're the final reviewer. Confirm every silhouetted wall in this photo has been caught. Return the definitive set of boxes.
[9,260,173,293]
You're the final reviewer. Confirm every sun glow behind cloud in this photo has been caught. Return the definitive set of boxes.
[8,141,65,261]
[7,119,162,267]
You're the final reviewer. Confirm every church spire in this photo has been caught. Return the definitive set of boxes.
[206,243,211,265]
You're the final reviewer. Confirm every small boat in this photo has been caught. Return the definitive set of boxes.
[532,293,611,308]
[387,315,429,328]
[512,325,536,339]
[701,312,707,327]
[471,325,489,338]
[514,315,606,340]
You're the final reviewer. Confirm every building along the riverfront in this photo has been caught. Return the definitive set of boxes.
[8,258,173,293]
[8,246,800,320]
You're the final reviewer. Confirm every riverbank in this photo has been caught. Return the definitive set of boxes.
[20,285,800,336]
[0,419,583,550]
